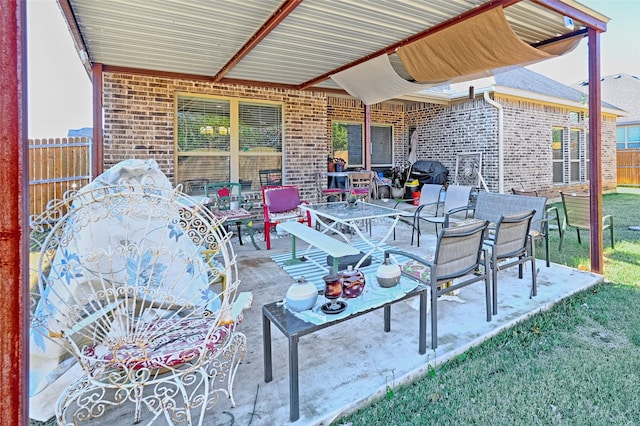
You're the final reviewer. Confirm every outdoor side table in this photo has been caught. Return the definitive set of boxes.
[210,208,260,250]
[262,283,428,422]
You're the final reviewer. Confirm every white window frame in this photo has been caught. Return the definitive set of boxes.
[569,128,581,183]
[552,127,564,184]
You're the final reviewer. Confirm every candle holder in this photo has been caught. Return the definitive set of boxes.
[321,273,346,314]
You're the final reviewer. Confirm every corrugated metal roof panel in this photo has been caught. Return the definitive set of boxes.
[225,0,485,84]
[65,0,608,88]
[70,0,281,75]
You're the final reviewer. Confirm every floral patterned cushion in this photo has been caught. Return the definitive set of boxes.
[83,314,243,371]
[400,247,436,282]
[269,207,306,223]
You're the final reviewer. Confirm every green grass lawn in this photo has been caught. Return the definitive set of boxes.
[335,191,640,425]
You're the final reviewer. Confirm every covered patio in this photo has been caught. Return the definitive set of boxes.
[28,217,602,424]
[1,0,611,423]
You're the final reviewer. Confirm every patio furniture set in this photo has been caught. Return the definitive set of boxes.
[260,184,566,421]
[29,160,614,424]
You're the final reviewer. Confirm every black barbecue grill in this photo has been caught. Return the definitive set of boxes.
[409,160,449,186]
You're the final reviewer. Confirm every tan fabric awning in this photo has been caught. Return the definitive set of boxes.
[397,7,578,83]
[330,54,434,105]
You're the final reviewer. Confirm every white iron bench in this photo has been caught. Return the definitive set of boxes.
[277,221,360,273]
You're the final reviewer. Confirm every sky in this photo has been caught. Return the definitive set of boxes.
[526,0,640,84]
[26,0,640,139]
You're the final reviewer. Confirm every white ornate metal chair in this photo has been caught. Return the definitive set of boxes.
[29,180,251,425]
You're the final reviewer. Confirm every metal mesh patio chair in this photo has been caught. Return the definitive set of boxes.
[484,210,536,315]
[423,185,473,233]
[393,183,444,246]
[259,169,283,188]
[511,188,564,258]
[560,192,614,250]
[384,219,491,349]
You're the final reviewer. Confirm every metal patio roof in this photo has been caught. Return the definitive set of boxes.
[59,0,608,92]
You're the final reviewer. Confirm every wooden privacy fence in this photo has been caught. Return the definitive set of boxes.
[29,137,92,217]
[617,149,640,186]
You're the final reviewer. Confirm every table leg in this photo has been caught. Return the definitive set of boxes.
[289,335,300,422]
[351,215,401,269]
[419,290,427,354]
[235,221,244,245]
[244,219,261,250]
[263,313,273,383]
[311,213,351,243]
[384,305,391,332]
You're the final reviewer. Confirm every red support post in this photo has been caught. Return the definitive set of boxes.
[0,0,30,422]
[588,27,603,274]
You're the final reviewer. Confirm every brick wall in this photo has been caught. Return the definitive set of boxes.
[405,95,617,197]
[406,99,499,189]
[497,95,617,197]
[101,73,617,202]
[102,72,328,200]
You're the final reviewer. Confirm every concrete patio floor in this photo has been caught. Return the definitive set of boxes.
[30,210,603,425]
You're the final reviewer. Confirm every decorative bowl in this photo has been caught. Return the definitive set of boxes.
[340,266,366,298]
[285,276,318,312]
[376,259,401,288]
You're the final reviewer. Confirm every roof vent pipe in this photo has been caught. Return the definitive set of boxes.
[484,90,504,193]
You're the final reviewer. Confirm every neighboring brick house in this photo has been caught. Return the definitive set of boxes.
[573,73,640,150]
[100,67,620,204]
[406,67,621,197]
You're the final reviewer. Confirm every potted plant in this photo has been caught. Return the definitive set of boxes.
[390,166,406,199]
[327,155,335,172]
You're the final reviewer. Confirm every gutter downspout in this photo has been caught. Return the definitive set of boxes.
[484,90,504,193]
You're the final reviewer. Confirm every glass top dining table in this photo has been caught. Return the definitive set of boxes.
[301,201,403,268]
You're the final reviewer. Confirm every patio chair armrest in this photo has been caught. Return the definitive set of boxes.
[446,203,475,217]
[392,198,413,209]
[443,203,474,227]
[383,249,434,268]
[414,200,442,215]
[545,205,560,219]
[603,214,613,227]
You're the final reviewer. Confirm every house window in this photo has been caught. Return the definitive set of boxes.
[629,127,640,148]
[569,111,581,123]
[371,125,393,166]
[616,127,625,149]
[552,127,564,183]
[617,125,640,149]
[332,122,393,167]
[175,94,283,193]
[570,129,581,182]
[585,131,590,181]
[332,122,362,166]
